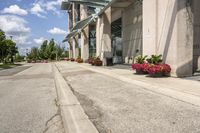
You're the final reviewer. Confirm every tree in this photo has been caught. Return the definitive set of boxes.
[0,29,7,63]
[5,39,18,63]
[27,47,39,61]
[0,29,18,64]
[48,38,56,60]
[56,45,65,60]
[39,40,48,60]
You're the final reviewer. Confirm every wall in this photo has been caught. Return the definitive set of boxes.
[143,0,193,77]
[122,1,143,64]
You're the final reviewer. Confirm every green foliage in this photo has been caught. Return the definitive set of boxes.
[39,40,48,59]
[27,38,67,61]
[0,29,18,64]
[15,53,25,62]
[27,47,39,61]
[146,54,163,64]
[135,55,148,64]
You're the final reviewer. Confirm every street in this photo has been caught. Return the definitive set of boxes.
[0,63,64,133]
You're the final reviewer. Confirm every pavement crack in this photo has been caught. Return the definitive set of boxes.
[43,99,64,133]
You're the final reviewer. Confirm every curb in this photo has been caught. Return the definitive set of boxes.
[53,64,99,133]
[78,64,200,107]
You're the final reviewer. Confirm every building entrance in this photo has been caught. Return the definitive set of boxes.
[111,18,123,64]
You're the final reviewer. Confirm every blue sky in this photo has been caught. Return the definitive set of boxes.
[0,0,69,55]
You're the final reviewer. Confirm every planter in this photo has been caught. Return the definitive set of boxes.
[149,72,164,77]
[132,63,149,75]
[135,69,148,75]
[95,61,102,66]
[70,58,75,62]
[77,59,83,63]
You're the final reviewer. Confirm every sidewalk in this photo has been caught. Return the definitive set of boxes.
[58,61,200,107]
[56,61,200,133]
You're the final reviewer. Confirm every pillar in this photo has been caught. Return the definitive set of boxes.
[101,7,112,66]
[80,5,89,61]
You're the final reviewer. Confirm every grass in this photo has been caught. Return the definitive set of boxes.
[0,63,22,70]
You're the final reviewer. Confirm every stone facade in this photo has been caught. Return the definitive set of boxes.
[64,0,200,77]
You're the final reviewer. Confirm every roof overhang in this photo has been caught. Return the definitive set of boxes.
[69,0,109,8]
[61,0,71,10]
[63,15,97,42]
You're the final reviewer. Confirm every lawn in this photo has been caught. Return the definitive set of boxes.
[0,64,22,70]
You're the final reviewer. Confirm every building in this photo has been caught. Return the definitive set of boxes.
[61,0,200,77]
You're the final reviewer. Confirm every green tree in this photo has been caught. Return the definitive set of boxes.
[5,39,18,63]
[55,45,65,60]
[27,47,39,61]
[48,38,56,60]
[39,40,48,59]
[0,29,7,63]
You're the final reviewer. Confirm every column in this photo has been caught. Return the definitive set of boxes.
[80,5,89,61]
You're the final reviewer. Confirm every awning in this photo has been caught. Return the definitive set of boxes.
[63,14,97,42]
[62,0,118,42]
[61,0,71,10]
[63,30,78,42]
[68,0,109,8]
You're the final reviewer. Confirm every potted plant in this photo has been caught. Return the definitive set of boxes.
[147,64,171,77]
[132,55,148,74]
[76,57,83,63]
[94,57,102,66]
[146,54,162,64]
[145,54,171,77]
[70,58,75,62]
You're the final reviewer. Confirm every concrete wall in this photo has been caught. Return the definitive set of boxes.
[143,0,193,77]
[122,2,143,64]
[192,0,200,72]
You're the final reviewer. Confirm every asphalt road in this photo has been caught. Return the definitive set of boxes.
[57,62,200,133]
[0,63,64,133]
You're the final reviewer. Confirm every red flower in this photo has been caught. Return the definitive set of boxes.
[147,64,171,75]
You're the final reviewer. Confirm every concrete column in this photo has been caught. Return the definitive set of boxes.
[176,0,193,76]
[72,37,79,59]
[80,5,89,61]
[143,0,157,56]
[71,3,79,59]
[101,7,112,65]
[68,41,73,58]
[143,0,193,77]
[96,17,101,57]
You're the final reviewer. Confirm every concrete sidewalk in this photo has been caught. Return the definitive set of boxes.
[58,61,200,107]
[56,61,200,133]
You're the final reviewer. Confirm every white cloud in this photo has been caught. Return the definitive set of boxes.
[0,15,31,45]
[30,3,46,18]
[47,27,67,35]
[1,5,28,16]
[34,37,47,44]
[46,0,62,15]
[0,15,30,35]
[30,0,62,18]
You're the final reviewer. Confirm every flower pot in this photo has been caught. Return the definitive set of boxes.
[149,72,164,77]
[135,69,148,74]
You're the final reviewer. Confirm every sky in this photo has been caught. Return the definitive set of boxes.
[0,0,69,55]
